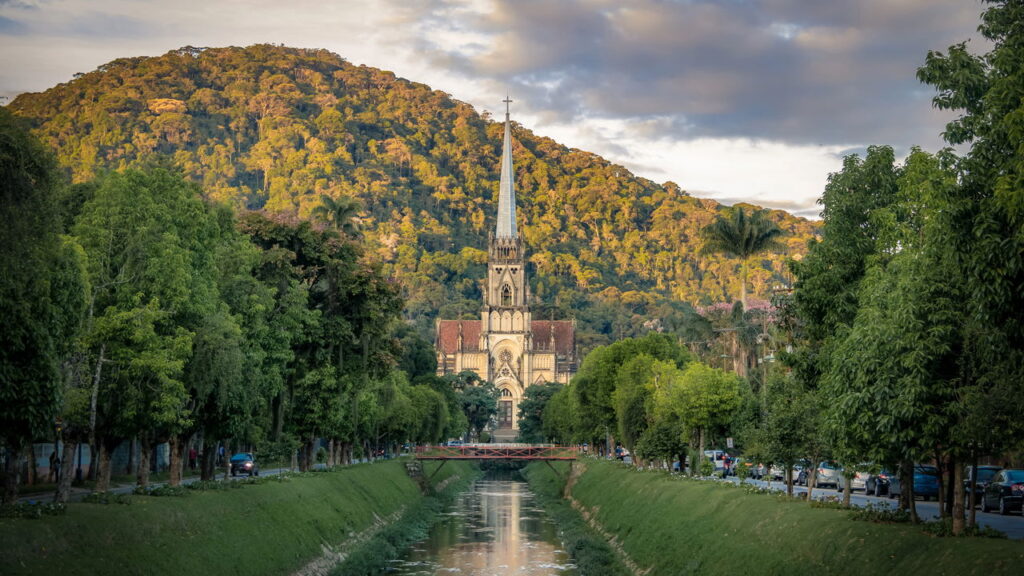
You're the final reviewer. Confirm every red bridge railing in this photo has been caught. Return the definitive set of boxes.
[414,444,578,460]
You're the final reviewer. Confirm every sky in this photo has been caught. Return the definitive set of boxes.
[0,0,987,219]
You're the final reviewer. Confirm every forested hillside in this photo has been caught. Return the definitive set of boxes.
[9,45,819,346]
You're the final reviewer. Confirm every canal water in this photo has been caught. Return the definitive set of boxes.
[387,472,578,575]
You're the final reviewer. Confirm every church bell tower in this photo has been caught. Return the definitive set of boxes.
[480,97,532,432]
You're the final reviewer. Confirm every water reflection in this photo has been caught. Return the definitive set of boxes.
[388,473,577,575]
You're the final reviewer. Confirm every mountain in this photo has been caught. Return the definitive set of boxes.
[9,45,819,348]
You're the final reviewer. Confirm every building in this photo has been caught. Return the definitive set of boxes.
[436,100,577,441]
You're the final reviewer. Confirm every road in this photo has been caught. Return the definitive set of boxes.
[717,475,1024,539]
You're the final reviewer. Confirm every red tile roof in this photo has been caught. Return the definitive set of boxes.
[436,319,576,356]
[436,320,481,353]
[531,320,575,355]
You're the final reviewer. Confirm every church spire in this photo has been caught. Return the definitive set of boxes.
[495,95,517,239]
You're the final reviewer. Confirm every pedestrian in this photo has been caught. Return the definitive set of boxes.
[188,447,197,471]
[48,449,59,483]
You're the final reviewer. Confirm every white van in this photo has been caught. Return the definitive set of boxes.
[704,450,729,472]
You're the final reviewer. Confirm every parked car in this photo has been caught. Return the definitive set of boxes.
[888,465,939,500]
[814,461,843,489]
[768,465,785,481]
[839,465,872,493]
[795,467,810,486]
[865,469,893,497]
[981,469,1024,515]
[229,452,259,477]
[791,460,810,484]
[704,450,730,473]
[964,465,1002,508]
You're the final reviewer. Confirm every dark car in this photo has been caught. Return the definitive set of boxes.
[888,465,939,500]
[865,468,893,497]
[230,452,259,477]
[964,465,1001,508]
[981,469,1024,515]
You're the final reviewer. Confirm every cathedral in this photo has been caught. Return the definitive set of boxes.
[435,101,577,441]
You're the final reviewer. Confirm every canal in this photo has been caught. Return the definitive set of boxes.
[387,471,578,575]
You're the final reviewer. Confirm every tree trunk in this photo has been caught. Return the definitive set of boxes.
[95,440,113,493]
[3,443,21,503]
[899,460,912,511]
[327,439,336,467]
[87,344,105,477]
[740,259,748,311]
[945,454,955,518]
[55,440,78,503]
[968,451,978,528]
[23,444,36,487]
[201,443,217,481]
[806,465,818,503]
[786,464,793,496]
[697,428,705,475]
[952,460,965,536]
[136,436,151,488]
[842,472,852,507]
[168,435,183,486]
[935,450,946,518]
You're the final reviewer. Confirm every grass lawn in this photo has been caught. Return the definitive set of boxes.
[0,459,472,576]
[535,458,1024,576]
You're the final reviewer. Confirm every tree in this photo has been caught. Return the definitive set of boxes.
[0,109,88,503]
[700,207,784,310]
[458,380,498,441]
[72,169,218,489]
[312,194,363,237]
[516,382,563,443]
[917,0,1024,462]
[659,362,742,472]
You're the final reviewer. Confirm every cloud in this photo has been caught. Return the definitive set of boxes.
[0,0,989,218]
[402,0,982,149]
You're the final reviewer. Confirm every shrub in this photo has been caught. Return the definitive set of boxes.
[0,501,67,519]
[82,492,132,505]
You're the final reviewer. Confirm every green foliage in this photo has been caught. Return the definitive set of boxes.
[700,206,784,308]
[0,501,67,519]
[915,0,1024,451]
[457,379,498,440]
[0,109,88,460]
[7,45,818,350]
[81,492,133,505]
[515,381,563,443]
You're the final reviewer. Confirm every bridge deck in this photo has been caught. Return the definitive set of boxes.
[414,444,578,460]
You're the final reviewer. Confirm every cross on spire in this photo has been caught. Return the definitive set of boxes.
[503,95,513,120]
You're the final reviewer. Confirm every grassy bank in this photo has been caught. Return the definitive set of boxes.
[522,462,631,576]
[334,462,481,575]
[553,458,1023,576]
[0,459,473,576]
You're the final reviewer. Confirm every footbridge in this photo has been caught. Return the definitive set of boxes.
[413,443,578,481]
[414,443,578,461]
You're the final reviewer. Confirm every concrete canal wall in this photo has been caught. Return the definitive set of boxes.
[0,459,475,576]
[527,459,1024,576]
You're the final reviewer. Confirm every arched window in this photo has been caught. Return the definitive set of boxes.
[501,283,512,306]
[500,388,513,397]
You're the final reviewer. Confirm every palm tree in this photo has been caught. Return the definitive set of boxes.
[700,207,784,310]
[312,194,363,237]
